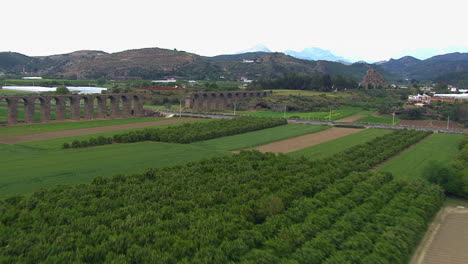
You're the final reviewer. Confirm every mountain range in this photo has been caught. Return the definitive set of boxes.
[1,48,468,83]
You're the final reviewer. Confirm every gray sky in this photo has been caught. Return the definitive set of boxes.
[2,0,467,62]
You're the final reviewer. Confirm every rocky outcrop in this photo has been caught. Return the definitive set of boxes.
[361,68,387,89]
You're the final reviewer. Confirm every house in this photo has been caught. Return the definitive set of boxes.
[242,59,255,63]
[408,94,431,104]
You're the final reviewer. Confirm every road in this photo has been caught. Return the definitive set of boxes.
[162,111,468,134]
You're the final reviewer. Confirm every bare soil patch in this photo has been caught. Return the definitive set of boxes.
[0,118,198,144]
[412,208,468,264]
[335,114,367,122]
[399,120,464,130]
[239,127,362,154]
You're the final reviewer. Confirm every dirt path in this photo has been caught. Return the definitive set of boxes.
[0,118,198,144]
[411,207,468,264]
[335,114,366,122]
[238,127,362,154]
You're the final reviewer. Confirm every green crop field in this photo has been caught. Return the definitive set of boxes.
[13,119,208,150]
[240,108,364,121]
[192,124,329,151]
[0,89,34,96]
[288,129,393,160]
[0,116,172,138]
[0,142,230,198]
[356,114,400,125]
[377,133,464,179]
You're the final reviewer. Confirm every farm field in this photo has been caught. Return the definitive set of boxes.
[192,124,329,151]
[243,127,362,153]
[356,114,400,125]
[288,128,393,160]
[239,107,366,121]
[377,133,464,179]
[416,208,468,264]
[0,89,34,96]
[0,116,172,138]
[0,131,443,262]
[0,142,230,198]
[0,117,199,144]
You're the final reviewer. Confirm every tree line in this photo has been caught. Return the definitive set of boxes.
[0,129,439,263]
[250,73,359,92]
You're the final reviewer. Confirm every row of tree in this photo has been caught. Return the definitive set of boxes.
[63,117,287,148]
[250,74,359,91]
[0,129,439,263]
[424,135,468,198]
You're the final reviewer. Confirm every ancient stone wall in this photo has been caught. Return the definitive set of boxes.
[0,94,146,125]
[185,91,271,111]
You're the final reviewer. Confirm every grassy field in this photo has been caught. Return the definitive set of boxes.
[356,114,400,125]
[192,124,329,151]
[14,119,208,150]
[0,89,35,96]
[377,133,464,179]
[239,108,365,121]
[0,116,171,138]
[0,142,230,198]
[288,128,393,160]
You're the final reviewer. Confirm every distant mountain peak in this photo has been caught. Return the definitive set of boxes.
[284,47,350,63]
[237,44,271,54]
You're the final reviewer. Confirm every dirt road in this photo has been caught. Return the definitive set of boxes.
[240,127,362,154]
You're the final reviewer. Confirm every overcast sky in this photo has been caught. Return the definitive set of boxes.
[2,0,467,62]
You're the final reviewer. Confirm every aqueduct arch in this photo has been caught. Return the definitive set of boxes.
[0,94,146,125]
[185,90,271,111]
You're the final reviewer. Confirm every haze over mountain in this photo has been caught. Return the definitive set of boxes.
[237,45,351,63]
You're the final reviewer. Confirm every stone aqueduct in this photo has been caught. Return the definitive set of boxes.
[185,90,271,111]
[0,94,146,125]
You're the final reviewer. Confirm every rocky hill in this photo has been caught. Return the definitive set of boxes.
[360,69,387,88]
[378,52,468,80]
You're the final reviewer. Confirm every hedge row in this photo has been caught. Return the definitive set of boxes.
[63,117,287,148]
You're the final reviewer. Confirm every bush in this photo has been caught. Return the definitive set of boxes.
[71,140,81,148]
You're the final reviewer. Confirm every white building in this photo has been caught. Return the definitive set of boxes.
[21,76,43,80]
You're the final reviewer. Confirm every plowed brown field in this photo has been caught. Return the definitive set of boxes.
[0,118,198,144]
[412,208,468,264]
[240,127,362,153]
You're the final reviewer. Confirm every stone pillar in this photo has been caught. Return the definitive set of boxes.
[24,98,36,123]
[96,96,107,118]
[55,97,66,121]
[40,98,51,122]
[84,97,94,120]
[202,99,209,111]
[109,96,120,117]
[184,96,192,108]
[133,96,144,117]
[7,99,18,124]
[121,97,132,118]
[70,97,81,120]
